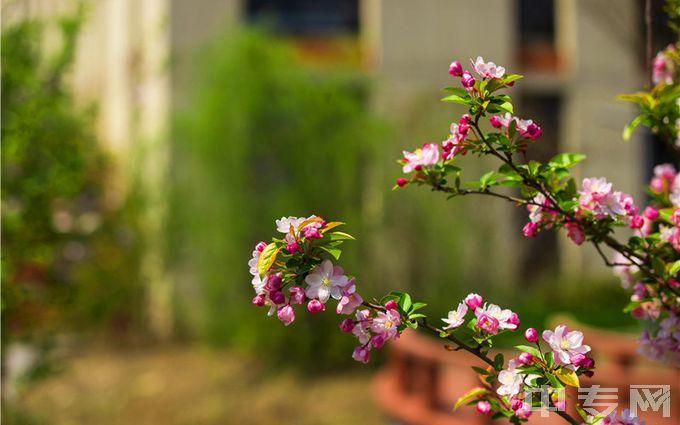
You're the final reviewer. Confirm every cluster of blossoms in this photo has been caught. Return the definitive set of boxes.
[652,44,676,86]
[249,216,415,362]
[443,294,607,423]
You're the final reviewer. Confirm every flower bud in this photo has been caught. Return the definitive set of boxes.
[265,274,282,292]
[307,299,326,314]
[255,241,267,252]
[523,222,538,238]
[464,293,483,310]
[582,357,595,369]
[554,399,566,411]
[476,401,491,414]
[385,300,398,310]
[459,114,472,125]
[510,398,523,411]
[414,164,423,171]
[371,334,386,349]
[673,209,680,226]
[352,345,370,363]
[277,305,295,326]
[507,312,520,327]
[289,286,305,304]
[252,294,265,307]
[285,241,300,253]
[644,206,659,220]
[270,291,286,305]
[524,327,539,343]
[449,60,463,77]
[518,352,533,365]
[396,178,409,187]
[650,176,665,193]
[339,318,355,333]
[461,71,476,89]
[630,215,644,229]
[490,115,502,128]
[442,139,455,151]
[303,226,322,240]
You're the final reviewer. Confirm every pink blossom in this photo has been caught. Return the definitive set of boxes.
[523,222,538,237]
[339,318,355,333]
[644,206,659,220]
[371,309,401,339]
[289,286,305,304]
[464,293,483,310]
[542,325,591,365]
[370,334,386,349]
[507,312,520,327]
[490,115,502,128]
[442,302,468,330]
[497,112,514,128]
[652,49,674,85]
[471,56,506,79]
[515,118,542,140]
[285,241,300,253]
[304,260,349,303]
[307,299,325,313]
[579,177,637,221]
[510,398,523,411]
[517,352,533,365]
[336,280,363,315]
[525,327,538,343]
[564,222,585,245]
[352,345,370,363]
[515,402,532,419]
[252,294,265,307]
[476,400,492,414]
[475,303,518,331]
[277,305,295,326]
[269,291,285,305]
[396,178,408,187]
[449,60,463,77]
[385,299,398,310]
[630,215,644,229]
[255,241,267,252]
[476,313,500,334]
[461,71,475,89]
[402,143,440,173]
[497,368,524,398]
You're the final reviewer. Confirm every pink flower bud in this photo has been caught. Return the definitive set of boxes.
[524,327,538,343]
[371,334,386,349]
[554,399,566,411]
[510,398,523,411]
[285,241,300,253]
[650,176,665,193]
[252,294,265,307]
[525,123,542,140]
[464,293,483,310]
[339,318,355,333]
[449,60,463,77]
[570,353,586,366]
[307,299,326,314]
[289,286,305,304]
[476,401,491,414]
[277,305,295,326]
[458,122,470,135]
[673,209,680,226]
[352,345,370,363]
[583,370,594,378]
[265,274,282,292]
[385,300,398,310]
[442,150,454,161]
[396,178,408,187]
[630,215,644,229]
[459,114,472,125]
[303,226,322,240]
[582,357,595,369]
[644,206,659,220]
[442,140,455,151]
[669,279,680,288]
[270,291,285,305]
[461,71,476,89]
[523,222,538,238]
[490,115,502,128]
[255,241,267,252]
[414,164,423,171]
[507,312,520,327]
[518,352,534,365]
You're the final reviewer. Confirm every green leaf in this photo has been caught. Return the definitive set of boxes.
[545,351,554,368]
[320,246,342,261]
[471,366,490,375]
[329,231,355,241]
[549,152,587,168]
[503,73,524,84]
[515,345,542,359]
[441,94,470,105]
[496,101,513,114]
[453,387,488,410]
[494,353,505,371]
[443,87,469,97]
[398,292,412,313]
[411,302,427,311]
[623,299,645,313]
[623,115,644,140]
[257,243,281,278]
[669,260,680,276]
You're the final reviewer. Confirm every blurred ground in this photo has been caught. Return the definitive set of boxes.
[16,346,383,425]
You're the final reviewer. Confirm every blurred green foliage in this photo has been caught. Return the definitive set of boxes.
[1,13,144,348]
[169,28,389,369]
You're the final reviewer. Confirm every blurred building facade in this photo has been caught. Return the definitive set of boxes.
[3,0,649,334]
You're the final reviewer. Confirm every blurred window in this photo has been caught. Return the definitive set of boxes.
[246,0,359,36]
[517,0,559,72]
